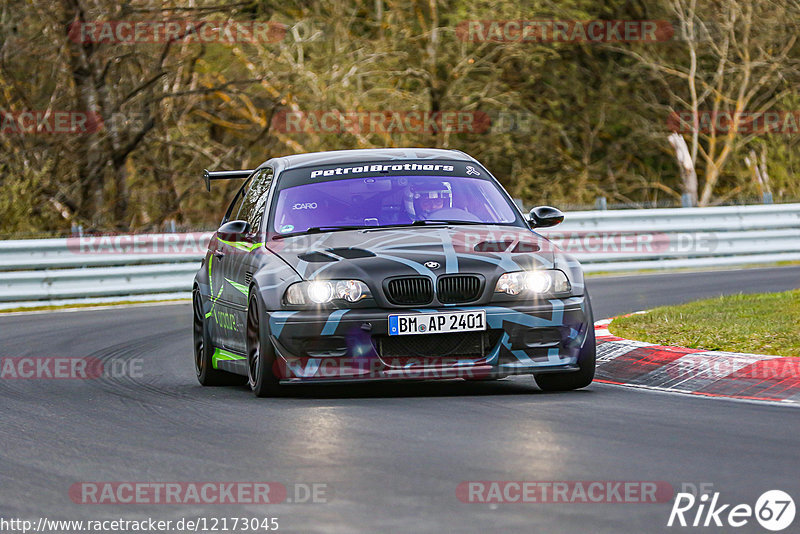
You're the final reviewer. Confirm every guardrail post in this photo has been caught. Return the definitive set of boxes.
[595,197,607,211]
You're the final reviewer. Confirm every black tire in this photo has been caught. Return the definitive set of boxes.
[193,289,237,386]
[534,292,596,392]
[246,294,281,397]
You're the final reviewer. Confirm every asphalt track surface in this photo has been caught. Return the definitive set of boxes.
[1,266,799,533]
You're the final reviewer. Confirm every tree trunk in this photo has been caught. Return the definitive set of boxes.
[667,133,698,206]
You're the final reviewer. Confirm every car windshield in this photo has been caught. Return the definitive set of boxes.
[271,174,522,235]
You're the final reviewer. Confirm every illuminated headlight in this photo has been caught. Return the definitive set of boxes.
[285,280,371,305]
[308,281,334,303]
[494,270,571,296]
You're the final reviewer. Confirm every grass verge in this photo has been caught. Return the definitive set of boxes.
[609,289,800,357]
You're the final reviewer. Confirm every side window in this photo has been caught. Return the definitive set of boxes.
[224,178,250,224]
[238,168,274,231]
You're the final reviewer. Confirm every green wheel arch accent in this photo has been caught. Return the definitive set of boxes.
[211,347,246,369]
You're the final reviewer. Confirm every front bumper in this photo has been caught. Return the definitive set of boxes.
[267,296,592,383]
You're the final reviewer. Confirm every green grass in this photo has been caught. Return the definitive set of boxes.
[609,289,800,357]
[0,299,189,314]
[584,260,800,278]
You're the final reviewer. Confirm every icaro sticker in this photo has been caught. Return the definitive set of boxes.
[292,202,318,210]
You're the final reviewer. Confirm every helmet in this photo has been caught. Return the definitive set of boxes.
[405,181,453,218]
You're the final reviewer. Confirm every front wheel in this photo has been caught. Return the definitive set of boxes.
[246,294,281,397]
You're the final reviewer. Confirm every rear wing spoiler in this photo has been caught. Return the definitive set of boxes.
[203,169,254,191]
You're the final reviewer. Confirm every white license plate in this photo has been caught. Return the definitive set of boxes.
[388,310,486,336]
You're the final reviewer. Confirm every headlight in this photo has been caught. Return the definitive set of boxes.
[494,270,571,296]
[285,280,371,306]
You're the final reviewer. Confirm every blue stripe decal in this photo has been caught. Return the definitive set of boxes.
[482,306,560,329]
[321,309,349,335]
[269,311,300,337]
[548,299,565,325]
[547,347,565,364]
[440,229,459,274]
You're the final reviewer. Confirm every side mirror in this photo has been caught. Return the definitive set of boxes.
[528,206,564,228]
[217,220,251,241]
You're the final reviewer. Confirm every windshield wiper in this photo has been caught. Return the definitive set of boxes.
[362,220,486,232]
[272,225,369,239]
[414,219,485,225]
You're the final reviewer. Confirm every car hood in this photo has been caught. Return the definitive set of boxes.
[266,225,558,281]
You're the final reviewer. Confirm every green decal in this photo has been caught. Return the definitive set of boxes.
[225,278,250,296]
[212,347,246,368]
[208,254,214,295]
[207,254,225,304]
[216,237,265,252]
[212,308,240,332]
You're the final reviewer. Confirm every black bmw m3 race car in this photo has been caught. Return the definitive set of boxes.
[193,148,595,396]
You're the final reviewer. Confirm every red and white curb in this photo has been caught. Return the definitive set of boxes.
[594,316,800,405]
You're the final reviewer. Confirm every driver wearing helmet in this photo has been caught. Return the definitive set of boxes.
[405,181,453,220]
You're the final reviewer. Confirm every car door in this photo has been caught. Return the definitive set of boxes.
[209,176,251,351]
[221,167,274,353]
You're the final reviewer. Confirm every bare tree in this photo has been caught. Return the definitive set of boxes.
[616,0,800,205]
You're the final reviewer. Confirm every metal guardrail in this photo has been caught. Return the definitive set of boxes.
[1,204,798,309]
[537,203,800,271]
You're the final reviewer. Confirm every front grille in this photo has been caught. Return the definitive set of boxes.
[437,275,482,304]
[385,276,433,305]
[377,330,503,359]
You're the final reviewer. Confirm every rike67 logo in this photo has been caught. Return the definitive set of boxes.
[668,489,795,531]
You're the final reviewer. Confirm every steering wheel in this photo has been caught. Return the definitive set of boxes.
[427,208,481,222]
